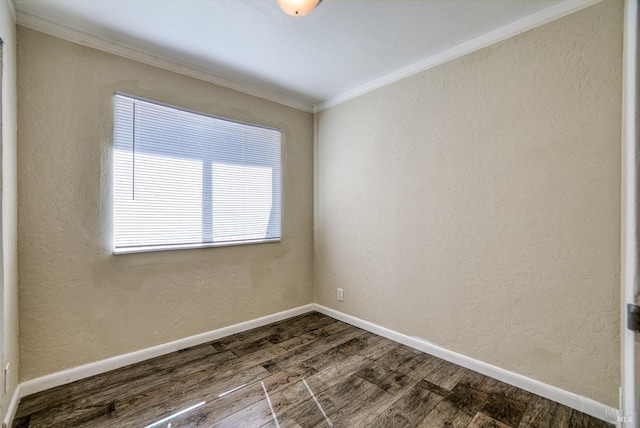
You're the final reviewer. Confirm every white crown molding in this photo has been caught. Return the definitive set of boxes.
[315,0,603,112]
[14,11,316,113]
[313,304,619,426]
[15,0,601,115]
[20,304,314,397]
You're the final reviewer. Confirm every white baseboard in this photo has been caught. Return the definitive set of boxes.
[3,384,21,428]
[13,303,619,426]
[20,304,314,398]
[313,304,618,425]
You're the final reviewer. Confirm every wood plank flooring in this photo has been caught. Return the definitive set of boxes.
[12,312,613,428]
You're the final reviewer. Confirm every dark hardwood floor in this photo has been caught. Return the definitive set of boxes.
[12,312,613,428]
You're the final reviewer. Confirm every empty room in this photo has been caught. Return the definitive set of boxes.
[0,0,637,426]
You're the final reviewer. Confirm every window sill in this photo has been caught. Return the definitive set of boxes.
[113,238,282,255]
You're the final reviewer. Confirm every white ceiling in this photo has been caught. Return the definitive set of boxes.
[13,0,590,111]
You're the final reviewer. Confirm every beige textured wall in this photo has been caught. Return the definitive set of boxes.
[1,0,19,418]
[17,27,313,381]
[314,1,622,407]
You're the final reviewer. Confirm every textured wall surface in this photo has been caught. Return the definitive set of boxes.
[314,1,622,407]
[1,1,19,418]
[17,27,313,381]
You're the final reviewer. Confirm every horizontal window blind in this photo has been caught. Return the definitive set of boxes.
[114,94,282,253]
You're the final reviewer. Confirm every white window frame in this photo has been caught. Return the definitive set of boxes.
[113,93,282,254]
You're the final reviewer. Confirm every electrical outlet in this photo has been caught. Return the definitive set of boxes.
[337,288,344,301]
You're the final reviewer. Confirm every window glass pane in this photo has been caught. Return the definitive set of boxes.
[113,94,281,252]
[211,163,274,241]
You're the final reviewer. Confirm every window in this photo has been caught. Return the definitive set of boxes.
[113,94,282,254]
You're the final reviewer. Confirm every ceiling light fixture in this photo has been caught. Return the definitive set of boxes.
[277,0,323,17]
